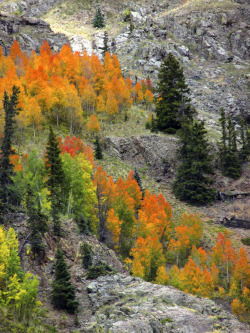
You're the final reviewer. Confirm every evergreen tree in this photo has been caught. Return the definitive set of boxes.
[0,86,21,218]
[218,109,241,179]
[45,126,65,235]
[103,31,109,55]
[150,114,158,133]
[173,120,216,205]
[93,7,105,28]
[82,243,92,269]
[26,184,48,255]
[134,167,144,197]
[239,118,250,162]
[94,135,103,160]
[155,53,195,133]
[51,247,78,314]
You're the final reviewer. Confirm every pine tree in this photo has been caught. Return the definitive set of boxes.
[218,110,241,179]
[239,118,250,162]
[94,135,103,160]
[93,7,105,28]
[26,184,48,255]
[155,53,195,133]
[45,126,65,235]
[173,120,216,205]
[134,167,144,197]
[0,86,21,218]
[51,247,78,314]
[103,31,109,55]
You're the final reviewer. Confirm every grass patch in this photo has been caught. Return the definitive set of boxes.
[161,317,173,324]
[241,238,250,246]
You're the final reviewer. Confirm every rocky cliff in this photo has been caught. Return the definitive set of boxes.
[14,213,250,333]
[86,274,250,333]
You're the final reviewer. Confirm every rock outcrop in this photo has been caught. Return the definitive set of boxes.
[86,273,250,333]
[0,11,69,54]
[104,135,178,183]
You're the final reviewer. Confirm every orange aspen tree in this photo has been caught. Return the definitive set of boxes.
[106,90,118,116]
[25,96,42,137]
[211,231,236,287]
[232,248,250,291]
[130,236,165,281]
[87,115,101,133]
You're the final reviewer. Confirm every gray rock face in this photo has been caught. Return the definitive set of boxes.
[104,135,179,183]
[0,11,69,54]
[86,274,250,333]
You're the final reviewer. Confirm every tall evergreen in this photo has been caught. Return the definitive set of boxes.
[94,135,103,160]
[26,185,48,255]
[239,118,250,162]
[134,167,144,197]
[103,31,109,55]
[155,53,195,134]
[218,109,241,179]
[93,7,105,28]
[0,86,21,219]
[51,247,78,314]
[173,120,216,205]
[45,126,65,235]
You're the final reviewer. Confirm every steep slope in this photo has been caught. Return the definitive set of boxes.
[11,213,250,333]
[0,0,249,125]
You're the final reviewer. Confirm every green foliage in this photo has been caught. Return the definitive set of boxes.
[155,53,195,134]
[94,135,103,160]
[76,214,93,235]
[26,185,48,255]
[133,167,144,197]
[93,7,105,28]
[51,247,78,314]
[122,9,131,22]
[241,238,250,246]
[62,152,97,228]
[0,227,41,325]
[81,243,93,269]
[218,109,242,179]
[103,31,109,55]
[86,262,116,279]
[173,120,216,205]
[150,115,158,133]
[0,86,21,217]
[12,149,48,213]
[161,317,173,324]
[45,127,65,235]
[239,118,250,162]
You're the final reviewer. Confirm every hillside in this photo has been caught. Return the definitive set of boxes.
[0,0,249,332]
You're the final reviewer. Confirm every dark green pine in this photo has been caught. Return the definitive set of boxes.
[219,113,241,179]
[155,53,195,134]
[173,120,216,205]
[94,135,103,160]
[134,167,144,197]
[0,86,21,216]
[45,126,65,235]
[93,7,105,28]
[51,247,78,314]
[26,184,48,254]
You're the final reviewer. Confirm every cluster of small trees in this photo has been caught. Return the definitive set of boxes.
[150,53,249,205]
[0,41,153,140]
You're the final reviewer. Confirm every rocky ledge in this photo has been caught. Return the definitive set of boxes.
[0,11,69,55]
[86,274,249,333]
[104,135,179,183]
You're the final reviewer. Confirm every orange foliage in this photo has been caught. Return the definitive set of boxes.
[136,190,173,242]
[0,40,142,134]
[59,136,95,167]
[130,236,165,281]
[87,114,101,133]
